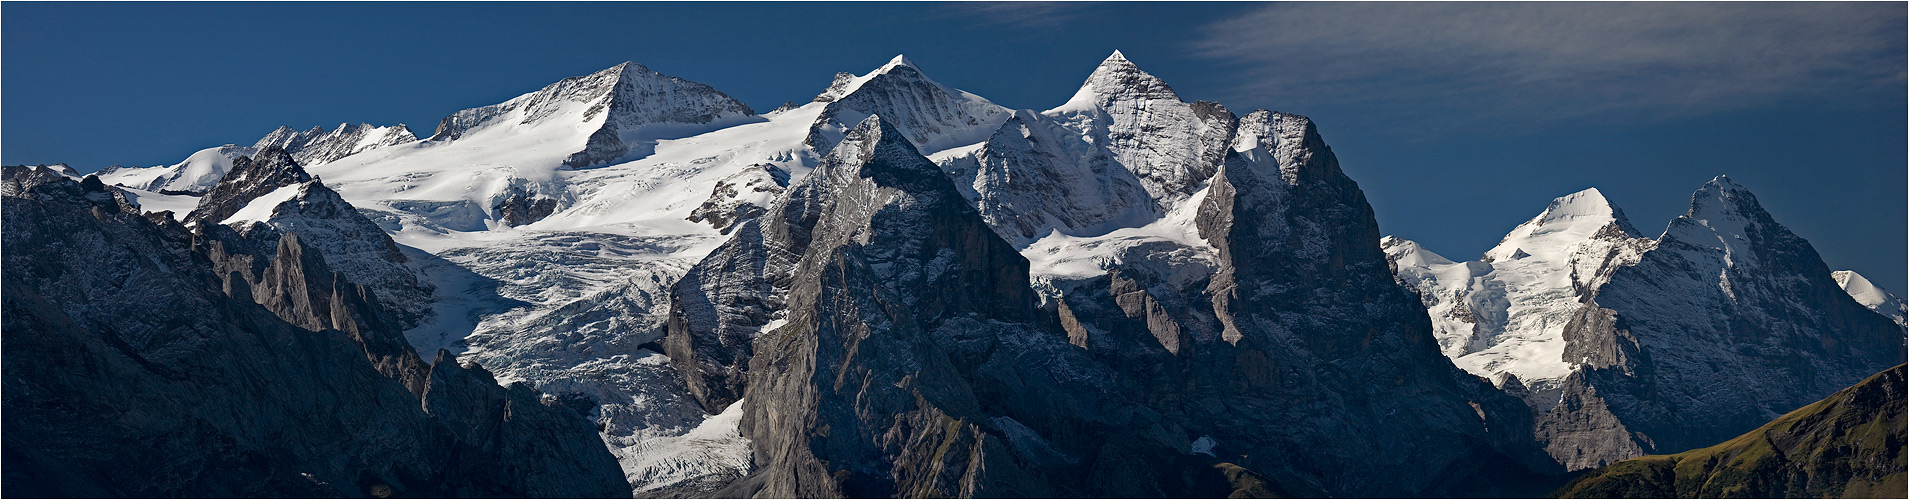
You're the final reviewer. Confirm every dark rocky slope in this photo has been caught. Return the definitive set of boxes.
[0,166,626,497]
[185,147,434,327]
[1541,178,1906,469]
[670,116,1558,497]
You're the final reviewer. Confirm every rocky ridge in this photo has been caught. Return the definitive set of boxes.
[804,55,1011,156]
[0,166,627,497]
[431,61,757,168]
[1538,177,1905,469]
[1383,188,1655,409]
[671,78,1560,496]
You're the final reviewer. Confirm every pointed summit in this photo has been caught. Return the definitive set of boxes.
[826,115,949,188]
[1053,49,1179,112]
[1544,176,1905,469]
[1038,51,1232,203]
[1532,188,1639,236]
[1660,175,1786,267]
[803,56,1009,155]
[427,60,755,166]
[1486,187,1642,263]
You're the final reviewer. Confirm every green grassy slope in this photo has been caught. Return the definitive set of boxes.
[1554,364,1905,498]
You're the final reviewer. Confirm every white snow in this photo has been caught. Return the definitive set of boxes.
[95,145,254,194]
[617,395,753,494]
[117,187,202,220]
[95,165,172,191]
[220,183,305,226]
[1833,270,1909,327]
[1021,182,1216,285]
[1387,188,1652,398]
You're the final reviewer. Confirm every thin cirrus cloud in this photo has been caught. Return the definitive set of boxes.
[939,2,1091,28]
[1195,2,1906,124]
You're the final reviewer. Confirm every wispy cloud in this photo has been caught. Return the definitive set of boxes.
[1196,2,1905,125]
[940,2,1095,28]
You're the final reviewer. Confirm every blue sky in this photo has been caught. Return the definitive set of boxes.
[5,2,1904,292]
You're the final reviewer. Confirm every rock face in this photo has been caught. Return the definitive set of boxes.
[726,116,1065,497]
[941,109,1157,244]
[186,148,434,327]
[431,61,757,168]
[185,147,313,223]
[671,112,1557,497]
[1834,270,1908,327]
[1171,110,1556,496]
[0,166,628,497]
[686,164,791,234]
[1538,177,1906,470]
[1044,51,1237,207]
[254,122,419,167]
[1388,179,1905,471]
[1554,364,1906,498]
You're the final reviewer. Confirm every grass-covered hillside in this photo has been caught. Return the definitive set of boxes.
[1554,364,1905,498]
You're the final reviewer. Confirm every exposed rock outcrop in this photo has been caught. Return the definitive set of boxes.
[187,149,434,327]
[1538,177,1906,469]
[0,166,628,497]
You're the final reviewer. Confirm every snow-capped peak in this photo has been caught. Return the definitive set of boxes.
[1381,235,1456,268]
[803,55,1011,155]
[1052,50,1181,114]
[1661,175,1779,270]
[1534,188,1634,231]
[1389,188,1655,402]
[1485,187,1638,263]
[811,55,925,104]
[1832,270,1909,327]
[427,61,755,151]
[1688,174,1759,221]
[1039,51,1233,205]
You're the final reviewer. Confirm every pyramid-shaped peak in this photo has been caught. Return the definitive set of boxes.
[812,55,944,103]
[1537,187,1638,235]
[825,114,948,187]
[1052,48,1180,112]
[1702,174,1751,193]
[1688,174,1766,220]
[1092,49,1147,73]
[1542,188,1614,218]
[835,115,919,163]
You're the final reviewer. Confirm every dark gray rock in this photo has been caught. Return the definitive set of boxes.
[1539,177,1907,469]
[185,147,309,224]
[673,114,1559,498]
[0,166,628,497]
[187,149,434,327]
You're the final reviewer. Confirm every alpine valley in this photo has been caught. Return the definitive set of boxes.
[5,53,1903,498]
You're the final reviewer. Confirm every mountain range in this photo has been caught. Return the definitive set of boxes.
[5,53,1902,498]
